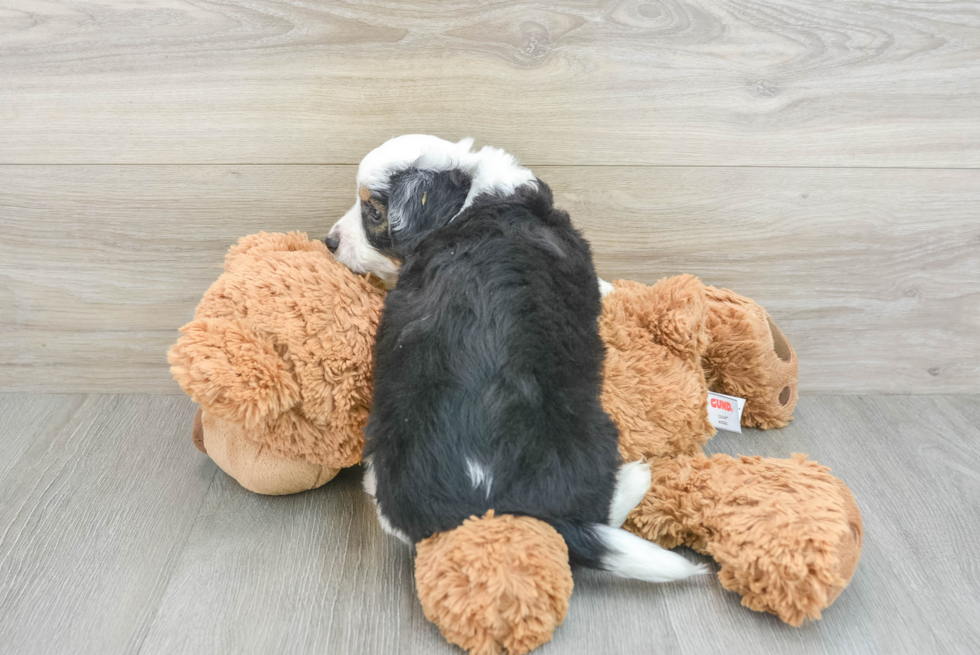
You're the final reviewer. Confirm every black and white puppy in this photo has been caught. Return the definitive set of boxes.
[327,135,703,582]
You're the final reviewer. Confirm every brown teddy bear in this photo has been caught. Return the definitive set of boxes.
[169,232,862,655]
[171,231,384,494]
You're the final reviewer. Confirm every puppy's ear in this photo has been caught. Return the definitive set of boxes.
[387,167,471,253]
[456,137,475,152]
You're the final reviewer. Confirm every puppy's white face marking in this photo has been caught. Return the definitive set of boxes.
[459,143,537,216]
[357,135,474,206]
[465,457,493,498]
[327,134,538,283]
[327,201,400,286]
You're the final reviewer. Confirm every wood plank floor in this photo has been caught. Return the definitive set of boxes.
[1,394,977,654]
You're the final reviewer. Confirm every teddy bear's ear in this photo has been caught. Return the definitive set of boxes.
[168,317,301,430]
[224,231,328,272]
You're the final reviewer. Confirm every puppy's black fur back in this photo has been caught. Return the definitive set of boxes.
[365,183,621,567]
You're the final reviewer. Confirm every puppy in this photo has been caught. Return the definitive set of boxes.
[328,135,704,582]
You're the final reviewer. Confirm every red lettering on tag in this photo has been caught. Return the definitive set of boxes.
[710,398,733,411]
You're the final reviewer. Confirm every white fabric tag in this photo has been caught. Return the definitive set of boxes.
[707,391,746,433]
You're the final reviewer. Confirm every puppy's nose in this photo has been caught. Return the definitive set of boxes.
[324,236,339,253]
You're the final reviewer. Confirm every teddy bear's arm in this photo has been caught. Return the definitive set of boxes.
[625,453,862,626]
[702,286,799,429]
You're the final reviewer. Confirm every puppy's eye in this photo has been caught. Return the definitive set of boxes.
[366,205,384,224]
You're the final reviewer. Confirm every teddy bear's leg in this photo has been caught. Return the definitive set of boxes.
[624,453,862,626]
[702,286,798,428]
[414,511,574,655]
[194,409,339,495]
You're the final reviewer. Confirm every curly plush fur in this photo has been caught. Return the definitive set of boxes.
[599,276,714,461]
[415,511,573,655]
[624,453,862,626]
[171,232,859,650]
[597,274,858,627]
[169,232,385,473]
[702,285,799,429]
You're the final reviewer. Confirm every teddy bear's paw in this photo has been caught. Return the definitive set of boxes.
[626,453,862,625]
[702,287,799,429]
[705,454,862,625]
[415,511,573,655]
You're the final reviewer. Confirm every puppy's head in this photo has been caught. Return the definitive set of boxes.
[326,135,535,286]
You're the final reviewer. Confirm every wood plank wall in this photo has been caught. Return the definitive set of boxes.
[1,1,978,393]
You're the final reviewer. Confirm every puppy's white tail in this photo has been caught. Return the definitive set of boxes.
[594,524,709,582]
[589,458,707,582]
[554,521,708,583]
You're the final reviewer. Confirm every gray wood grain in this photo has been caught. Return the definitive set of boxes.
[703,396,980,654]
[1,1,978,166]
[3,394,978,654]
[137,467,449,655]
[0,394,214,654]
[2,165,977,395]
[0,394,84,484]
[0,164,355,394]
